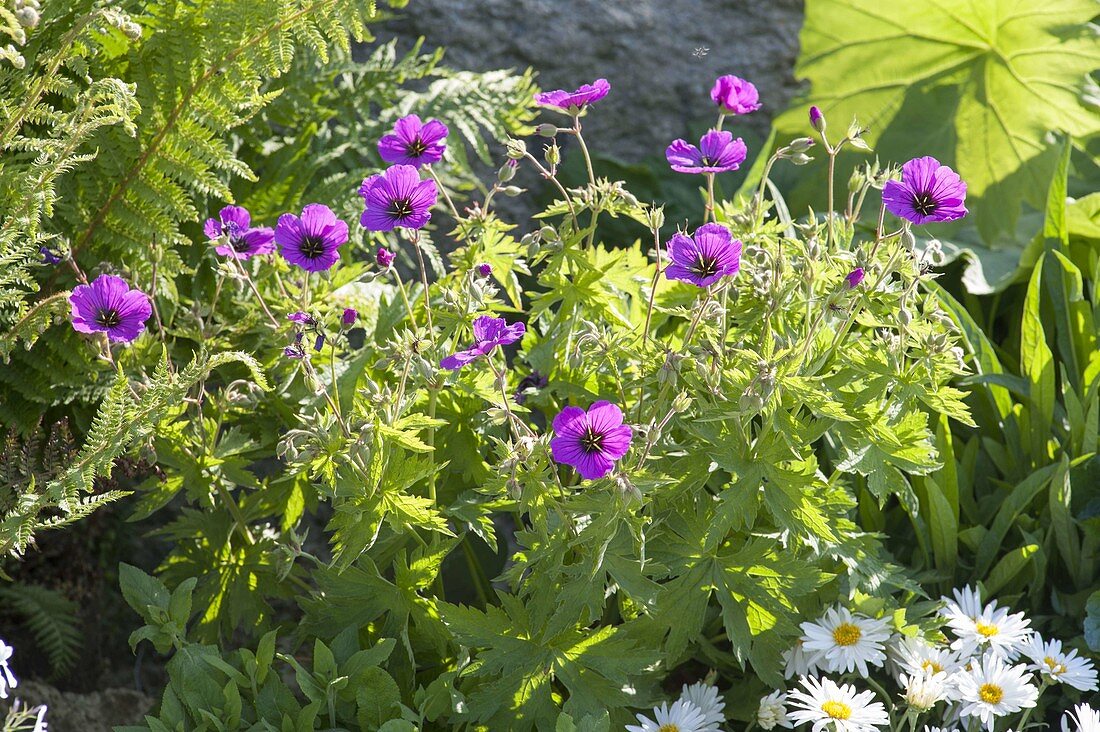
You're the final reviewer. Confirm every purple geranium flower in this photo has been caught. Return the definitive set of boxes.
[376,247,395,268]
[711,75,761,115]
[476,263,492,278]
[342,308,357,326]
[664,223,742,287]
[275,204,348,272]
[40,247,61,265]
[845,268,865,289]
[882,156,968,225]
[440,315,525,371]
[287,311,315,325]
[69,274,152,343]
[359,165,438,232]
[550,401,633,481]
[378,114,449,167]
[204,205,275,259]
[666,130,747,174]
[534,78,610,113]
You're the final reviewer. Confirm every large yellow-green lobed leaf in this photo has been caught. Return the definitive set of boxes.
[773,0,1099,292]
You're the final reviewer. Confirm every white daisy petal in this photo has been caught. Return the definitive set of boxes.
[954,653,1038,731]
[1062,703,1100,732]
[626,699,709,732]
[800,606,892,677]
[757,690,792,730]
[940,586,1031,661]
[678,682,726,732]
[1021,633,1098,691]
[787,676,889,732]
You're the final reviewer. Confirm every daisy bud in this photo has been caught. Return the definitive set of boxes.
[505,138,527,159]
[15,7,38,28]
[537,123,558,138]
[809,105,826,133]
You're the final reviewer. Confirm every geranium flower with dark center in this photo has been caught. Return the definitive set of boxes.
[882,156,968,225]
[440,315,525,371]
[378,114,449,167]
[664,223,742,288]
[711,75,761,115]
[550,401,633,480]
[666,130,747,174]
[534,78,610,114]
[359,165,438,232]
[275,204,348,272]
[69,274,152,343]
[204,205,275,259]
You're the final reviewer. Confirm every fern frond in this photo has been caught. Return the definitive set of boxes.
[0,583,82,678]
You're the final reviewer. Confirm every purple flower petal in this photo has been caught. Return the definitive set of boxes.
[711,75,761,115]
[883,156,968,225]
[69,274,151,343]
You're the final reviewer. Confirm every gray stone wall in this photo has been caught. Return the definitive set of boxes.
[382,0,805,163]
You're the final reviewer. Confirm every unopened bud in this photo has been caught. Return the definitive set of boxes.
[809,105,826,133]
[497,160,517,182]
[788,137,815,153]
[647,205,665,230]
[537,123,558,138]
[900,227,916,252]
[788,152,813,166]
[898,308,912,326]
[500,185,524,197]
[544,142,560,166]
[505,139,527,159]
[671,392,692,414]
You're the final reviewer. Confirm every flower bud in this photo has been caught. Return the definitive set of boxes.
[476,263,492,278]
[646,205,665,230]
[497,160,517,182]
[671,391,692,413]
[788,136,815,153]
[848,168,864,194]
[505,138,526,159]
[788,152,813,166]
[376,247,395,268]
[809,105,825,133]
[900,227,916,252]
[537,123,558,138]
[313,334,325,351]
[740,390,765,413]
[898,308,912,326]
[844,268,865,289]
[544,142,560,166]
[500,185,524,197]
[342,308,357,327]
[15,7,39,28]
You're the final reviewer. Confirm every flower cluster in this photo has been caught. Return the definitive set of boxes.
[627,681,726,732]
[749,587,1097,732]
[0,639,48,732]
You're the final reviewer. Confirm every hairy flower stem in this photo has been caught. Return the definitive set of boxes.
[571,118,599,248]
[391,269,417,330]
[411,232,434,331]
[523,151,579,231]
[705,173,716,222]
[753,153,781,229]
[233,258,280,329]
[642,224,664,346]
[826,147,837,248]
[426,166,461,221]
[426,389,438,505]
[215,480,256,545]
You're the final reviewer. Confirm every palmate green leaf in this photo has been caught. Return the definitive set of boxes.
[774,0,1100,291]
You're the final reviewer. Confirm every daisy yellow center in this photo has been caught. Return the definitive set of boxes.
[978,684,1003,704]
[821,701,852,720]
[657,726,680,732]
[1044,656,1066,674]
[920,659,944,673]
[975,621,999,638]
[832,622,862,646]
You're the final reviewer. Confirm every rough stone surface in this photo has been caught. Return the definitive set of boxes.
[16,680,153,730]
[381,0,805,163]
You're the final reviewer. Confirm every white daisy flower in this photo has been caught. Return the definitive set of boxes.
[800,606,892,677]
[678,681,726,732]
[757,690,792,730]
[940,587,1030,660]
[924,727,957,732]
[787,676,890,732]
[0,639,17,699]
[954,654,1038,730]
[1021,633,1098,691]
[899,669,951,711]
[784,639,824,679]
[626,699,709,732]
[891,636,961,676]
[1062,703,1100,732]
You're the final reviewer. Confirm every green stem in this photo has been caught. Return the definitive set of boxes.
[412,234,434,331]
